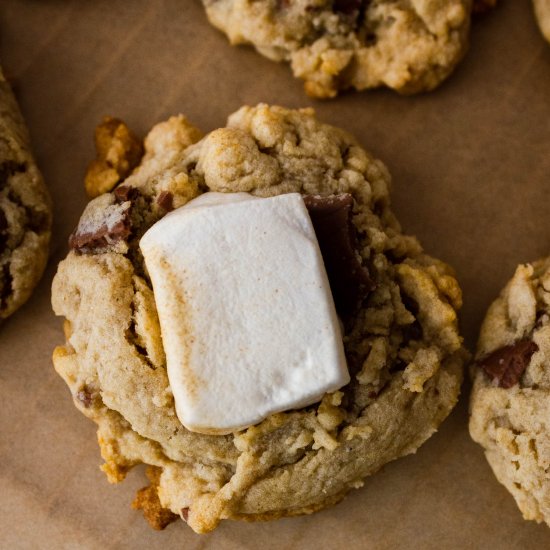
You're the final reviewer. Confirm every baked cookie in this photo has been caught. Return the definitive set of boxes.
[52,104,465,533]
[470,260,550,527]
[202,0,473,98]
[534,0,550,43]
[0,67,51,321]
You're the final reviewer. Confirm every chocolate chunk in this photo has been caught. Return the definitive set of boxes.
[478,339,538,388]
[0,263,12,310]
[0,161,25,189]
[157,191,174,212]
[344,350,364,377]
[75,387,94,408]
[0,210,7,231]
[0,209,8,253]
[402,319,423,342]
[304,193,373,317]
[181,508,189,522]
[69,202,132,254]
[69,219,131,253]
[26,208,50,234]
[365,32,377,46]
[333,0,362,15]
[389,359,407,373]
[114,185,139,203]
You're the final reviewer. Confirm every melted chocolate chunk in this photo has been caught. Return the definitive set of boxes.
[157,191,174,212]
[69,219,131,253]
[478,339,538,388]
[68,204,132,254]
[304,194,373,317]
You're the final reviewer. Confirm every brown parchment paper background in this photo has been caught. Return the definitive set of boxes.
[1,1,549,548]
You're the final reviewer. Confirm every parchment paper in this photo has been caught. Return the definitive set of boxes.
[1,1,549,548]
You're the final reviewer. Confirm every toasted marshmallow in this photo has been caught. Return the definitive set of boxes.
[140,192,349,434]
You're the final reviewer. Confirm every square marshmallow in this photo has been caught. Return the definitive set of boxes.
[140,192,349,433]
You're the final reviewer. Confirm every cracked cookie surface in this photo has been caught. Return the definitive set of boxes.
[470,260,550,528]
[202,0,473,97]
[0,67,52,321]
[52,105,465,533]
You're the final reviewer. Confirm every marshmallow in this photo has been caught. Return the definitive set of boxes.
[140,192,349,434]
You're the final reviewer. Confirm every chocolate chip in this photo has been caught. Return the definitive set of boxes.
[114,185,139,203]
[157,191,174,212]
[181,508,189,522]
[69,203,132,254]
[478,339,538,388]
[304,194,374,317]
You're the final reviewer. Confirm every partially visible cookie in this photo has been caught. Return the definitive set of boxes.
[534,0,550,43]
[470,260,550,527]
[0,68,52,320]
[202,0,473,98]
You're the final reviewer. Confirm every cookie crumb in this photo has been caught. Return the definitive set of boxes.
[132,467,178,530]
[85,117,144,198]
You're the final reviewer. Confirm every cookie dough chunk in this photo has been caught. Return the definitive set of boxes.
[52,105,465,533]
[0,68,52,320]
[202,0,473,97]
[470,260,550,527]
[534,0,550,43]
